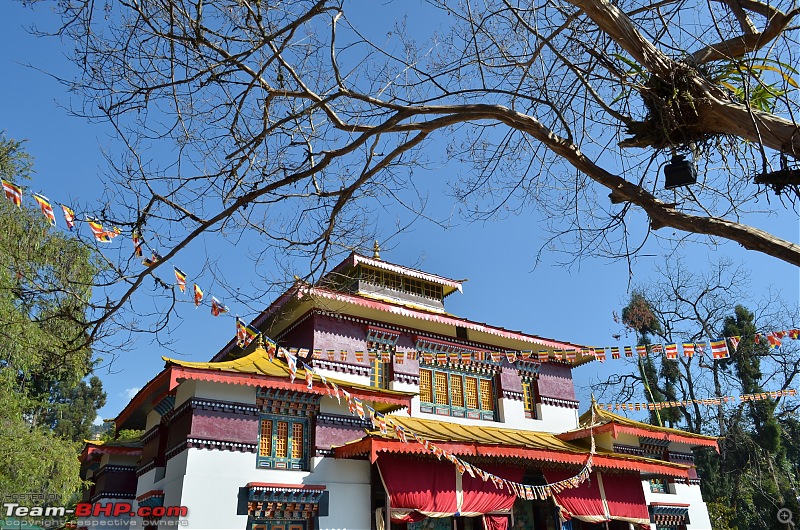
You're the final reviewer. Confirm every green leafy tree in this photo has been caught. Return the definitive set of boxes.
[0,134,105,501]
[604,260,800,530]
[0,371,83,503]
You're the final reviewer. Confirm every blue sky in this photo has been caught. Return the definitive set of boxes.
[1,1,798,425]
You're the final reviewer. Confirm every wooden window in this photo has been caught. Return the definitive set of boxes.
[259,420,272,456]
[450,374,464,407]
[522,380,538,419]
[424,282,443,299]
[419,365,496,420]
[404,277,424,295]
[275,421,289,458]
[465,377,479,409]
[361,266,381,284]
[292,423,304,459]
[649,478,668,493]
[258,416,308,469]
[480,379,493,411]
[435,371,449,404]
[370,358,390,389]
[420,369,433,403]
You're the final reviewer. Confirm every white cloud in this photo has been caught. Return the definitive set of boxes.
[93,415,104,426]
[123,387,141,400]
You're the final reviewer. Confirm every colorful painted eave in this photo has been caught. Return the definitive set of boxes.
[114,348,414,429]
[292,284,591,359]
[80,440,142,462]
[558,404,720,450]
[334,416,691,478]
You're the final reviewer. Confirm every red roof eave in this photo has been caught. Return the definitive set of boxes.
[301,286,585,351]
[558,424,719,451]
[115,364,412,429]
[334,438,690,478]
[169,366,412,408]
[113,368,172,429]
[80,445,143,462]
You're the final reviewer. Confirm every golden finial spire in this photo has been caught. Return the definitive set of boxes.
[373,240,381,260]
[254,333,266,355]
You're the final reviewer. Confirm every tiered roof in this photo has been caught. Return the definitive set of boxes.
[212,252,593,365]
[335,415,693,478]
[557,403,719,450]
[114,342,415,430]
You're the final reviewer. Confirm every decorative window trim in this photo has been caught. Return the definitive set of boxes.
[161,397,261,426]
[521,380,538,419]
[418,366,497,421]
[614,444,648,457]
[668,451,695,463]
[366,326,400,346]
[539,396,580,409]
[247,483,326,528]
[90,492,136,503]
[394,372,420,385]
[312,358,371,377]
[257,415,309,470]
[648,477,673,494]
[93,465,136,481]
[317,413,370,427]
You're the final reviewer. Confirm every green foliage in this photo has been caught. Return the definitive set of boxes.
[0,134,105,501]
[40,376,106,442]
[0,371,82,504]
[694,305,800,530]
[710,58,799,113]
[99,429,143,443]
[706,499,737,530]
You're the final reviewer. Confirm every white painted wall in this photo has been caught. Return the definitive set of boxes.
[316,367,371,387]
[529,403,579,433]
[163,448,373,530]
[190,380,258,404]
[641,480,712,530]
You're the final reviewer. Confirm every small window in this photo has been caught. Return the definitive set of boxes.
[425,283,443,299]
[259,421,272,457]
[258,416,308,470]
[522,380,538,419]
[465,377,479,409]
[649,478,671,494]
[385,272,403,290]
[435,372,449,404]
[370,358,390,389]
[480,379,494,411]
[361,266,381,285]
[450,375,464,407]
[275,421,288,458]
[420,369,433,402]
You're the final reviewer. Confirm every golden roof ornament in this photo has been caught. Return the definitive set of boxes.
[373,240,381,260]
[254,333,266,355]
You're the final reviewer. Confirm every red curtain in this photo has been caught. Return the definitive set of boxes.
[482,515,509,530]
[461,465,523,515]
[600,473,650,524]
[377,456,522,520]
[378,455,458,520]
[542,470,607,523]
